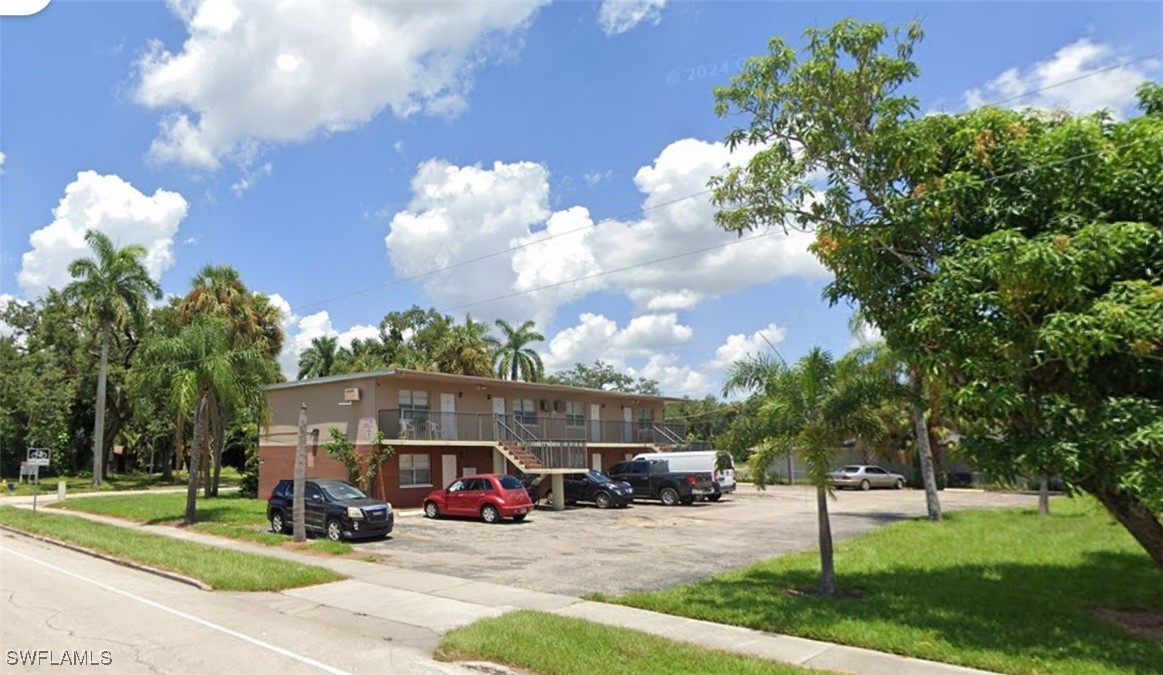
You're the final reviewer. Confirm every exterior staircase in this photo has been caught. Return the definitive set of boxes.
[496,440,545,472]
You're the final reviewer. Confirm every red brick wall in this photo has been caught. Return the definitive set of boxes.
[257,444,350,499]
[259,443,656,508]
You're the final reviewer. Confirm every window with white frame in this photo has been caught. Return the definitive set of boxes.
[638,407,655,429]
[513,398,538,426]
[565,401,585,427]
[399,390,429,423]
[399,454,431,487]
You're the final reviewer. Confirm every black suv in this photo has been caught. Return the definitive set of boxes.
[267,479,393,541]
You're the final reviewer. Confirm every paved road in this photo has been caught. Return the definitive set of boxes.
[0,532,470,675]
[369,486,1041,596]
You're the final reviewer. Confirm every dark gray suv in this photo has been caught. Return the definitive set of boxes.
[267,479,393,541]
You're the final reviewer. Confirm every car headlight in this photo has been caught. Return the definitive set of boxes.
[384,502,393,513]
[346,506,365,519]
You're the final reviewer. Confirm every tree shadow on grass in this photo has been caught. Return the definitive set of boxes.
[620,550,1163,674]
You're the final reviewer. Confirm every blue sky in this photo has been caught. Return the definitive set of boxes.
[2,0,1160,395]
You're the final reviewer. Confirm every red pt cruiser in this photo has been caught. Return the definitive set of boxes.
[423,474,534,523]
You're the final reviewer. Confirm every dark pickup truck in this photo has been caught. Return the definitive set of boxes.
[606,459,714,506]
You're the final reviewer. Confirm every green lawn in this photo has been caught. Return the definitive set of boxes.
[1,468,241,497]
[438,611,817,675]
[0,506,342,591]
[596,497,1163,675]
[50,492,353,555]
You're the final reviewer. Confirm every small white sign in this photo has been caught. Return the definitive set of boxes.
[27,448,50,467]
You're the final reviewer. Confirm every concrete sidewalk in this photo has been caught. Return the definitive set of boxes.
[2,503,994,675]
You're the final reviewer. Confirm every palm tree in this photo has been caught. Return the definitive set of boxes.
[724,347,880,595]
[298,335,339,379]
[435,314,498,376]
[494,319,545,381]
[178,264,284,358]
[137,316,275,524]
[177,265,284,494]
[65,230,161,486]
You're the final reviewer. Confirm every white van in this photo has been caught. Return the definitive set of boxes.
[632,450,735,501]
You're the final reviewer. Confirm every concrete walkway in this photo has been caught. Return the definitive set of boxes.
[1,501,994,675]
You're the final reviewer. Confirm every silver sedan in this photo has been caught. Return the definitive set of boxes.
[829,465,906,490]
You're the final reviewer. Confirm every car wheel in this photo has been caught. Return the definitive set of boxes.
[424,501,440,519]
[706,493,723,502]
[542,491,553,508]
[481,504,500,523]
[595,492,613,509]
[860,479,871,491]
[325,518,344,542]
[512,514,527,522]
[270,511,287,534]
[660,488,680,506]
[894,478,904,490]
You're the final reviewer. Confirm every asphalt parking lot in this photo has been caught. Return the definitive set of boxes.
[364,486,1039,597]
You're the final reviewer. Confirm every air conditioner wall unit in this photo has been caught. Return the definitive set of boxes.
[539,399,551,411]
[344,388,362,402]
[553,400,566,412]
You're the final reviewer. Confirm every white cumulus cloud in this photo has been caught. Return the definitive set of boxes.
[965,38,1157,117]
[598,0,666,36]
[707,322,787,371]
[134,0,545,168]
[384,137,826,327]
[268,293,379,379]
[18,171,189,298]
[543,312,693,372]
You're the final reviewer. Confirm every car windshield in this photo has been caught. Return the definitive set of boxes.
[586,470,611,484]
[498,475,524,490]
[321,482,367,500]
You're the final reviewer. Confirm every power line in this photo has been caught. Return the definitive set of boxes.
[982,49,1163,108]
[9,134,1135,384]
[284,47,1161,318]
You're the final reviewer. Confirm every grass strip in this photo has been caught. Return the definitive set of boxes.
[1,468,241,497]
[599,497,1163,675]
[0,506,342,592]
[438,610,818,674]
[51,492,354,555]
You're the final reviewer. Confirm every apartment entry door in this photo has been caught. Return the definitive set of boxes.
[492,396,507,440]
[440,393,457,440]
[589,403,601,441]
[623,405,633,442]
[441,454,457,489]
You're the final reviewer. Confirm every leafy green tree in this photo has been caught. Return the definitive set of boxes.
[710,18,1162,561]
[665,396,737,444]
[298,335,339,380]
[724,347,881,595]
[494,319,545,382]
[136,316,276,524]
[545,359,660,395]
[65,230,161,486]
[434,314,498,376]
[177,265,283,494]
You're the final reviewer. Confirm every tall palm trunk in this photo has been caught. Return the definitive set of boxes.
[816,484,836,595]
[293,404,308,543]
[910,369,942,521]
[203,401,217,498]
[211,410,226,497]
[184,393,209,525]
[164,414,182,482]
[91,323,111,486]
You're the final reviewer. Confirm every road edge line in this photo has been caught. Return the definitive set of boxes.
[0,523,212,591]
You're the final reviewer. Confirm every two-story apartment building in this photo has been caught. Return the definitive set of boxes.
[258,369,689,510]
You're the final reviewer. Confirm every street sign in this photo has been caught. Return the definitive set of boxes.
[27,448,50,467]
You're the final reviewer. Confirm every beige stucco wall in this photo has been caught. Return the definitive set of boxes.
[262,372,669,446]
